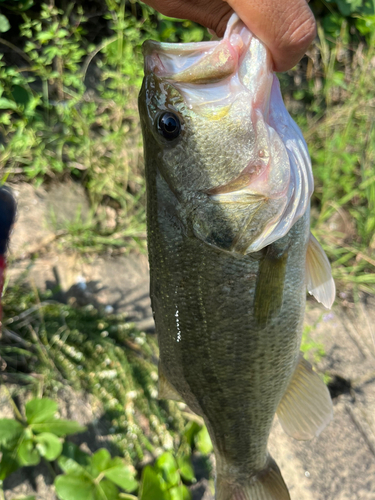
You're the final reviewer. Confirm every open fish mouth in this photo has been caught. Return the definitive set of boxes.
[143,15,249,81]
[141,15,314,254]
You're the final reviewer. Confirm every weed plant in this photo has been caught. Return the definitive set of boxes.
[0,394,200,499]
[1,281,184,462]
[0,1,207,256]
[1,1,374,291]
[0,280,214,499]
[298,21,375,295]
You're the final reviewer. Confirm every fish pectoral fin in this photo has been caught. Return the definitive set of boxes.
[276,353,333,441]
[306,232,336,309]
[216,454,290,500]
[158,363,182,402]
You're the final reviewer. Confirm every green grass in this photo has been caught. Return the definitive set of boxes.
[2,3,374,292]
[0,2,210,258]
[54,205,147,256]
[283,24,375,295]
[1,280,217,499]
[1,280,187,464]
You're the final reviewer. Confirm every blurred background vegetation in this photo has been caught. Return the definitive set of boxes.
[0,0,374,292]
[0,0,375,499]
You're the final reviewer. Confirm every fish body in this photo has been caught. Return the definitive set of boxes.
[139,15,334,500]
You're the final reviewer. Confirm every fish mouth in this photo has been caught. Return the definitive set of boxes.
[143,16,251,84]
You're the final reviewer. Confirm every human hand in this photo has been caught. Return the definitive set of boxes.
[142,0,316,72]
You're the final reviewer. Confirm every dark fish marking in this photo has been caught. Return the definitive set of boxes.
[254,247,288,327]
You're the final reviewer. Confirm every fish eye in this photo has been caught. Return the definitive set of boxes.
[157,112,181,141]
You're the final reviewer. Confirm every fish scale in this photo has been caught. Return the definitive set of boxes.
[139,13,335,500]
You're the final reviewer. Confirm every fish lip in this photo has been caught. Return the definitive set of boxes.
[142,39,218,56]
[142,34,244,82]
[142,39,223,79]
[142,13,246,58]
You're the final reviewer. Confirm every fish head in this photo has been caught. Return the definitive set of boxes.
[139,15,313,254]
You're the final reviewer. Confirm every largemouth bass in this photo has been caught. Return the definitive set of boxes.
[139,14,335,500]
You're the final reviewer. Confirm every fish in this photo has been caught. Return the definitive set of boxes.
[0,186,16,330]
[138,14,335,500]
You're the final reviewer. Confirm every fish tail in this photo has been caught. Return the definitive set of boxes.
[216,455,290,500]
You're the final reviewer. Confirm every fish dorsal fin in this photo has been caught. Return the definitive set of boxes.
[158,362,182,402]
[276,354,333,441]
[306,232,335,309]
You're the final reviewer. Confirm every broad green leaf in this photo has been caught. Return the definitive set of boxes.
[181,484,191,500]
[333,0,364,15]
[91,450,138,492]
[36,31,54,43]
[61,441,91,468]
[104,465,138,492]
[169,486,182,500]
[25,398,58,424]
[35,432,62,461]
[183,422,201,448]
[7,0,34,11]
[96,479,119,500]
[0,98,18,111]
[0,14,10,33]
[57,29,69,38]
[58,456,88,477]
[30,419,86,436]
[11,85,31,107]
[91,448,111,475]
[170,485,191,500]
[155,452,179,486]
[17,439,40,466]
[0,419,24,448]
[0,449,20,480]
[177,455,195,483]
[139,466,166,500]
[195,426,213,455]
[55,474,96,500]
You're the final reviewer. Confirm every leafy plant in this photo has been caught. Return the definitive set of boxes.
[0,394,140,500]
[0,397,85,481]
[1,281,186,463]
[55,443,138,500]
[0,388,211,500]
[183,421,213,456]
[0,277,218,499]
[139,452,194,500]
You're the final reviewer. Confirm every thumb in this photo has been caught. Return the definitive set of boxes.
[225,0,316,72]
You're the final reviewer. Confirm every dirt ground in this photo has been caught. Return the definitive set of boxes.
[2,181,375,500]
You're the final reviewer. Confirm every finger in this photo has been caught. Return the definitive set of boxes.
[224,0,316,71]
[143,0,233,36]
